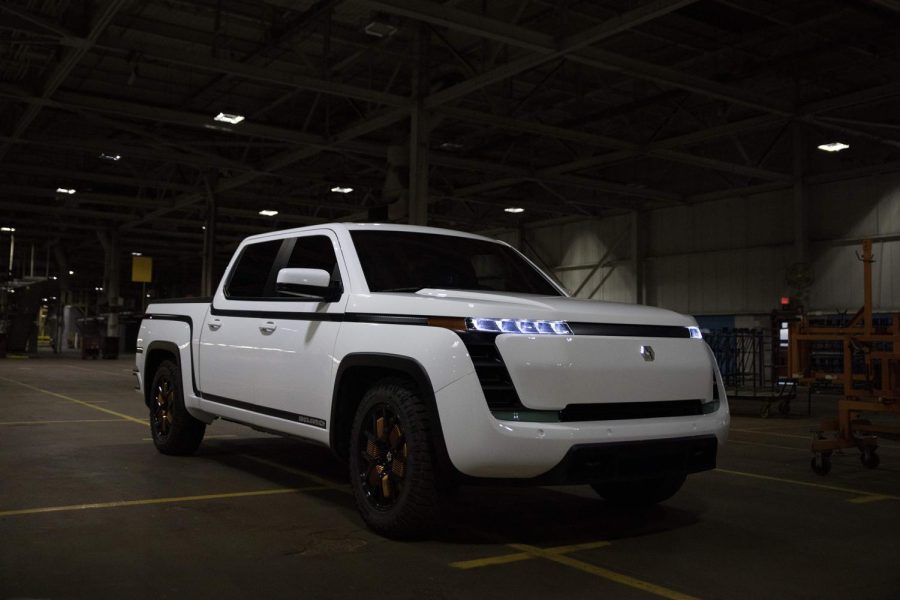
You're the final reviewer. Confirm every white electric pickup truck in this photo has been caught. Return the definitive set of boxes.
[135,223,729,538]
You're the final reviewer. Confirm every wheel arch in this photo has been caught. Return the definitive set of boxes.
[143,341,180,409]
[330,353,455,477]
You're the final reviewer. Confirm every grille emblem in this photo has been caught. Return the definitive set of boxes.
[640,345,655,362]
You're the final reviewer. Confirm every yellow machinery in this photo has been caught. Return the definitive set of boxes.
[788,240,900,475]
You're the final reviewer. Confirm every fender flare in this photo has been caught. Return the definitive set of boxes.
[329,353,456,477]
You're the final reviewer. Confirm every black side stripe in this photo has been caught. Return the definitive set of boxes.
[205,307,690,338]
[207,305,428,324]
[201,393,326,429]
[143,313,201,395]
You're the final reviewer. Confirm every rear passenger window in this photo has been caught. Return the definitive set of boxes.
[286,236,341,282]
[225,240,283,298]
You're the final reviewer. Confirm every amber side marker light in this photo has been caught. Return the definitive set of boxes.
[427,317,468,331]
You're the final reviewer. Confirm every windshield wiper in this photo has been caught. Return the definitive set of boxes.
[378,287,425,293]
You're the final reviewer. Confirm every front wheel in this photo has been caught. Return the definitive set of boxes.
[348,380,439,539]
[149,360,205,456]
[591,474,686,507]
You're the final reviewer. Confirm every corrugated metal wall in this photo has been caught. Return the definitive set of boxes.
[500,171,900,315]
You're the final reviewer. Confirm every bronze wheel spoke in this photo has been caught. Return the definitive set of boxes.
[357,401,409,510]
[380,472,392,499]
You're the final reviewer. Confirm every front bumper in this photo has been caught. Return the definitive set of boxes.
[434,371,730,479]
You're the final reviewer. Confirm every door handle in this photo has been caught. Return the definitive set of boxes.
[259,321,277,334]
[207,318,222,331]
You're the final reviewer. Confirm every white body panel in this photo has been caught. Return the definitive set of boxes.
[435,365,729,478]
[136,222,730,480]
[497,334,712,410]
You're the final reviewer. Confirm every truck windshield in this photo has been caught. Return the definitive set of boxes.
[350,230,563,296]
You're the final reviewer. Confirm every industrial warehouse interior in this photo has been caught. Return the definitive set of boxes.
[1,0,899,598]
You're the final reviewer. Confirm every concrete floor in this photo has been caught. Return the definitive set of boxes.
[1,354,899,600]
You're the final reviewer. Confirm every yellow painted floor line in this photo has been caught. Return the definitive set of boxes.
[715,468,899,502]
[59,364,126,375]
[728,439,807,452]
[508,544,698,600]
[0,376,145,425]
[451,552,532,569]
[0,418,126,426]
[142,434,239,441]
[451,541,611,570]
[0,486,328,517]
[730,427,900,450]
[233,454,693,599]
[238,454,352,495]
[848,494,892,504]
[730,428,809,440]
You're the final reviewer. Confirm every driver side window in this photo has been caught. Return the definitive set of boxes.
[285,235,341,283]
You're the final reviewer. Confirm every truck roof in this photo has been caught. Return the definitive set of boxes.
[240,222,499,244]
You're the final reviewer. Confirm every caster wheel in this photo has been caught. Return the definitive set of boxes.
[811,453,832,476]
[861,448,880,469]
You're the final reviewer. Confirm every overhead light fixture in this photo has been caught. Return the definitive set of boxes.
[1,227,14,232]
[258,209,279,217]
[56,187,76,195]
[214,112,245,124]
[817,142,849,152]
[504,207,525,214]
[330,186,353,194]
[439,142,464,151]
[68,270,74,275]
[131,252,142,256]
[99,152,121,161]
[364,21,397,38]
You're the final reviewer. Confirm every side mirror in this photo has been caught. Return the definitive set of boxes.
[276,268,342,302]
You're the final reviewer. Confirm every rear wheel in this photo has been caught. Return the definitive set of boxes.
[149,360,205,456]
[349,380,439,539]
[591,474,686,507]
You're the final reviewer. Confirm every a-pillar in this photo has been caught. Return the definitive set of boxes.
[201,176,217,297]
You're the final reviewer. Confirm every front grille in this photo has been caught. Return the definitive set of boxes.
[560,400,704,422]
[457,331,715,421]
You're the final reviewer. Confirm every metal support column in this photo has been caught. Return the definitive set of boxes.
[792,123,809,266]
[6,230,14,278]
[105,230,120,340]
[408,23,430,226]
[631,210,645,304]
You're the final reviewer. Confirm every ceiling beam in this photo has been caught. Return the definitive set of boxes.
[437,106,790,181]
[0,0,127,162]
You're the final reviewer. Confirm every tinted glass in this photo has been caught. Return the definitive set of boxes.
[285,235,341,281]
[350,231,561,296]
[225,239,283,298]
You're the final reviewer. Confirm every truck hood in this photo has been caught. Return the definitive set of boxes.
[347,289,694,327]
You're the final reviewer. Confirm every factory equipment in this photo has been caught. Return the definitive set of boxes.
[788,241,900,475]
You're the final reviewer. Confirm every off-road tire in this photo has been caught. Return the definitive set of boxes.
[149,360,205,456]
[349,379,439,539]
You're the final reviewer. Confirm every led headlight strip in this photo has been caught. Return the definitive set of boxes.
[466,317,573,335]
[426,317,702,339]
